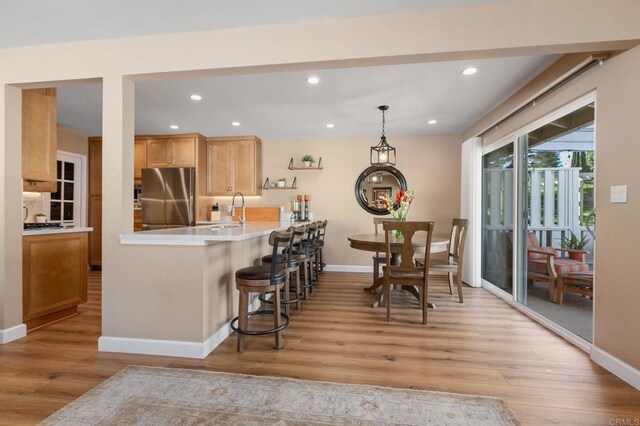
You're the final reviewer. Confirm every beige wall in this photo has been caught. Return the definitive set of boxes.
[466,46,640,370]
[57,124,88,156]
[204,135,462,267]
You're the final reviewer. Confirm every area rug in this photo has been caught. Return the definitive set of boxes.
[41,366,519,425]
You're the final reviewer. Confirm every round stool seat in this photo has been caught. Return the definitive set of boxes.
[261,254,301,268]
[236,265,285,284]
[292,244,314,254]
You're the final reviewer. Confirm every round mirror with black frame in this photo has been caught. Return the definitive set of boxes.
[355,166,407,215]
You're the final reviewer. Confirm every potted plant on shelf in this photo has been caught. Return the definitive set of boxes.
[302,155,315,168]
[277,178,287,188]
[561,231,590,260]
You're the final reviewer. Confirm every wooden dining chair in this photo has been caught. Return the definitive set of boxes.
[373,217,392,284]
[428,218,468,303]
[383,221,434,324]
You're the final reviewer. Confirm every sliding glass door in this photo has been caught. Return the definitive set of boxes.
[481,97,596,343]
[519,102,595,342]
[481,143,515,294]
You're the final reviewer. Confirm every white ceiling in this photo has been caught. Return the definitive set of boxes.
[1,0,517,49]
[57,54,557,139]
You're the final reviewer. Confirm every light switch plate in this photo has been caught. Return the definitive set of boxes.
[610,185,628,203]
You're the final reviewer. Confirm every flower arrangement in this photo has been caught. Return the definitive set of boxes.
[378,189,414,238]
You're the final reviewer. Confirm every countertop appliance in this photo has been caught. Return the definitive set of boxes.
[141,167,196,230]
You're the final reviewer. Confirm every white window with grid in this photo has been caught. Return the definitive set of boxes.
[44,151,87,227]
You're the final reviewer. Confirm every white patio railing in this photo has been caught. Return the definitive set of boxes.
[482,167,593,277]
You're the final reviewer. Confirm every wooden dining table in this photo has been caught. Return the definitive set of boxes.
[348,233,450,308]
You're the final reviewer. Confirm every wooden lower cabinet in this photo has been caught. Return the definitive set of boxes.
[22,232,89,331]
[88,196,102,266]
[134,209,142,231]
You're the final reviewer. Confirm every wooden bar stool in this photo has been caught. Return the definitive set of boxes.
[293,223,317,299]
[230,230,292,352]
[314,220,328,276]
[260,227,303,314]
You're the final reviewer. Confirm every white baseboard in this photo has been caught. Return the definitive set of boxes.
[324,265,373,273]
[98,335,208,359]
[0,324,27,344]
[591,346,640,391]
[99,298,263,359]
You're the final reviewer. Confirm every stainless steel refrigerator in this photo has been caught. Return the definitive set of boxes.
[141,167,196,230]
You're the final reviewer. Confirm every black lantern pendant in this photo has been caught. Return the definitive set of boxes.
[370,105,396,166]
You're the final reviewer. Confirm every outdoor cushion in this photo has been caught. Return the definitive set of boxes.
[526,233,558,260]
[528,258,590,275]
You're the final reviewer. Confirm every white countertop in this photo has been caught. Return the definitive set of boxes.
[23,226,94,236]
[119,221,307,246]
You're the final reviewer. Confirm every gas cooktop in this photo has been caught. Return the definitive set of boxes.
[23,223,63,230]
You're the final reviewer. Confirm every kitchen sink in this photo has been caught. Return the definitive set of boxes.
[210,224,241,229]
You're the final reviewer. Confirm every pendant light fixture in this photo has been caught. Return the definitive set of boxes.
[370,105,396,166]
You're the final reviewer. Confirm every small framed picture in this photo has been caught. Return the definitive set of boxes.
[373,187,392,200]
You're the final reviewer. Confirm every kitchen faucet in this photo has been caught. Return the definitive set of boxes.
[231,192,246,227]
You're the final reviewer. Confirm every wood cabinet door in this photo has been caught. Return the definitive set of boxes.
[23,180,57,192]
[22,88,57,183]
[88,195,102,266]
[206,141,232,195]
[23,232,88,329]
[231,139,259,195]
[133,209,142,232]
[134,139,147,180]
[146,139,170,168]
[89,139,102,196]
[169,138,196,167]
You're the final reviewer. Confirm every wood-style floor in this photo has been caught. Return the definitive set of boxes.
[1,271,639,425]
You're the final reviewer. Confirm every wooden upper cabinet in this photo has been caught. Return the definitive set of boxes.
[146,138,170,167]
[89,138,102,196]
[22,88,57,192]
[232,139,262,195]
[206,141,232,195]
[134,138,147,180]
[206,136,262,196]
[171,138,197,167]
[146,137,196,168]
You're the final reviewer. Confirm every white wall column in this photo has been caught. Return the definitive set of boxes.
[0,84,26,341]
[100,75,135,340]
[460,136,482,287]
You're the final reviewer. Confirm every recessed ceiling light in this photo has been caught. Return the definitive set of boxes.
[307,76,320,85]
[326,123,335,128]
[170,124,180,130]
[190,94,202,101]
[428,119,437,125]
[462,67,478,76]
[232,122,241,126]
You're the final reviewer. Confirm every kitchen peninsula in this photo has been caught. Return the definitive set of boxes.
[100,221,301,359]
